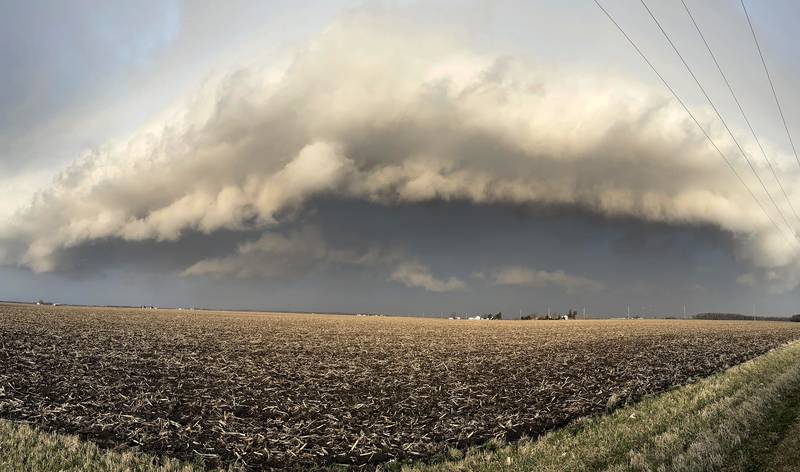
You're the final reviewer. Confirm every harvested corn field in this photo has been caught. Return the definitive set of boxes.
[1,304,799,470]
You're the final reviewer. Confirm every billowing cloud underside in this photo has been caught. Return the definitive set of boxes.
[2,12,799,291]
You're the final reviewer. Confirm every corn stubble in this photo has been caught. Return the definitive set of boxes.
[1,304,799,470]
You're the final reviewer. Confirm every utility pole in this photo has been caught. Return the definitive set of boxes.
[627,305,630,318]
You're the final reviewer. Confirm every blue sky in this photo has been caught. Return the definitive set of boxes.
[1,0,800,316]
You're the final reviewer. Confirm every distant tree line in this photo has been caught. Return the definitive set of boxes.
[694,312,795,322]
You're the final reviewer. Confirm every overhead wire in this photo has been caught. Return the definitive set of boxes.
[591,0,794,245]
[680,0,800,227]
[638,0,796,237]
[741,0,800,172]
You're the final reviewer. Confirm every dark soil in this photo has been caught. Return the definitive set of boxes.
[1,304,798,470]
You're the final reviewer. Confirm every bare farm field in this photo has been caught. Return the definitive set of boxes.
[1,305,800,470]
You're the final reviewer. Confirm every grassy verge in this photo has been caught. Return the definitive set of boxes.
[0,420,202,472]
[759,415,800,472]
[407,340,800,472]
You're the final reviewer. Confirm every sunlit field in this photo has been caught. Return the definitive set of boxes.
[1,304,799,470]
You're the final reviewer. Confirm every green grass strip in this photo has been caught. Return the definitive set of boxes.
[0,420,202,472]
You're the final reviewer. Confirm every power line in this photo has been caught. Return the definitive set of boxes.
[741,0,800,172]
[638,0,796,238]
[681,0,800,227]
[591,0,791,245]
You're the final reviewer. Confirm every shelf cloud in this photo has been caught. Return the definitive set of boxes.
[1,9,799,292]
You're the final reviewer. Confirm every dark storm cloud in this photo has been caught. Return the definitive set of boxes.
[2,192,789,316]
[51,228,260,276]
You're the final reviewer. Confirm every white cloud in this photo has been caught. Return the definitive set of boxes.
[390,262,466,292]
[184,226,466,293]
[182,226,384,280]
[736,273,757,287]
[470,270,486,280]
[1,11,799,290]
[492,266,603,293]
